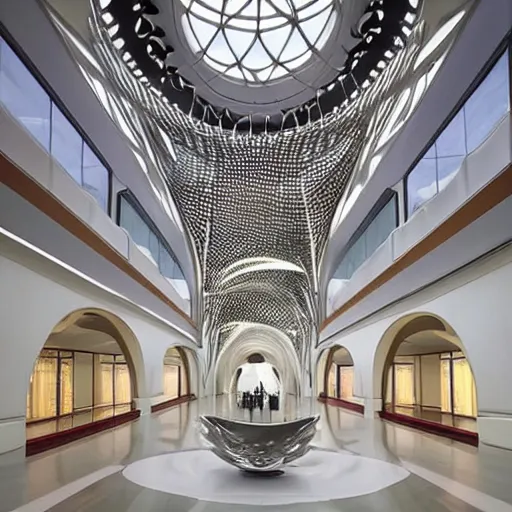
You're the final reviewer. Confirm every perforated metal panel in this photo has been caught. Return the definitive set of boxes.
[56,0,431,389]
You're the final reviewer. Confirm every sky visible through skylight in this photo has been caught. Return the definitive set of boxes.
[180,0,338,83]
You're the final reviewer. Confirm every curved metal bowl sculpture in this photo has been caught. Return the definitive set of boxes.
[199,415,319,474]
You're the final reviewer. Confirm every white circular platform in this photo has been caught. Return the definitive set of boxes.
[122,449,410,505]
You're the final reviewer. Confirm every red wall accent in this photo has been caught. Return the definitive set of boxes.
[150,394,196,413]
[379,410,479,446]
[318,396,365,415]
[26,409,141,456]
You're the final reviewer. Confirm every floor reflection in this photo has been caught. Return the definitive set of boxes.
[26,404,132,440]
[0,399,511,512]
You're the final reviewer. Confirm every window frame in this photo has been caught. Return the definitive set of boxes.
[116,190,185,280]
[0,23,113,215]
[404,35,512,220]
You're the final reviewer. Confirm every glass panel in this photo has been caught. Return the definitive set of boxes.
[119,197,150,251]
[452,358,477,417]
[99,354,115,363]
[407,157,437,216]
[60,357,74,415]
[148,230,160,266]
[26,355,58,420]
[464,52,510,154]
[73,352,93,410]
[114,363,131,405]
[94,355,114,406]
[40,349,59,358]
[159,245,177,279]
[180,362,188,396]
[327,363,336,397]
[435,109,467,158]
[385,366,393,405]
[394,364,415,406]
[82,143,108,211]
[339,366,354,400]
[0,39,51,150]
[365,197,397,256]
[440,359,452,413]
[164,365,180,399]
[51,105,83,184]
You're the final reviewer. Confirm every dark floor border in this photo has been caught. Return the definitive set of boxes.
[318,396,365,415]
[26,409,141,457]
[379,410,479,446]
[150,394,196,413]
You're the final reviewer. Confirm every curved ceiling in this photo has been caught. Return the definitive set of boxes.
[91,0,421,131]
[39,0,476,394]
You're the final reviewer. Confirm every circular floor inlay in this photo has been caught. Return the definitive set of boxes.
[122,449,410,505]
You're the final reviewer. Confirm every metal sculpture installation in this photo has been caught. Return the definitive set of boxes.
[42,0,472,395]
[199,414,320,474]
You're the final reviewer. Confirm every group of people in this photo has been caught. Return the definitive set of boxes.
[238,382,280,411]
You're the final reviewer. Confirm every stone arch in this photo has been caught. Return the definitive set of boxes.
[373,311,478,416]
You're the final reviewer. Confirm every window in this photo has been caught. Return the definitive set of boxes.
[0,35,110,212]
[406,51,510,217]
[333,194,398,281]
[51,105,83,184]
[0,39,51,150]
[118,194,189,299]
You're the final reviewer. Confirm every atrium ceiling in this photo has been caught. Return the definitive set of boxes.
[41,0,473,390]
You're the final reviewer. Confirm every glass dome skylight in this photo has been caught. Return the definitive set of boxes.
[180,0,338,83]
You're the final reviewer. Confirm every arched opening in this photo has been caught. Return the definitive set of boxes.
[25,309,143,452]
[215,325,301,399]
[323,346,354,400]
[377,313,478,444]
[163,346,191,400]
[317,345,363,413]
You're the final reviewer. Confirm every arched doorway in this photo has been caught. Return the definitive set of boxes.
[163,346,191,400]
[25,309,143,450]
[322,346,355,401]
[376,313,478,442]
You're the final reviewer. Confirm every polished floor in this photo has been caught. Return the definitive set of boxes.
[1,398,512,511]
[387,405,478,432]
[26,405,132,440]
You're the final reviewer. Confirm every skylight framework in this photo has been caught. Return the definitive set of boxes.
[180,0,338,83]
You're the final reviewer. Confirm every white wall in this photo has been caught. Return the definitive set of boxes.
[315,243,512,449]
[0,229,199,455]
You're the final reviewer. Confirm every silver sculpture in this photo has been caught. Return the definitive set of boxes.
[199,415,320,474]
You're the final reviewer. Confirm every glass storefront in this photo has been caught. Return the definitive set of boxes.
[26,349,132,422]
[386,352,477,419]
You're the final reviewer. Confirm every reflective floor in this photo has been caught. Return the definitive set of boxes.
[2,397,512,511]
[26,405,132,440]
[387,405,478,432]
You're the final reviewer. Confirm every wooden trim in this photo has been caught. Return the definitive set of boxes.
[151,394,196,413]
[318,396,365,415]
[379,410,479,446]
[322,164,512,330]
[26,409,141,456]
[0,153,195,327]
